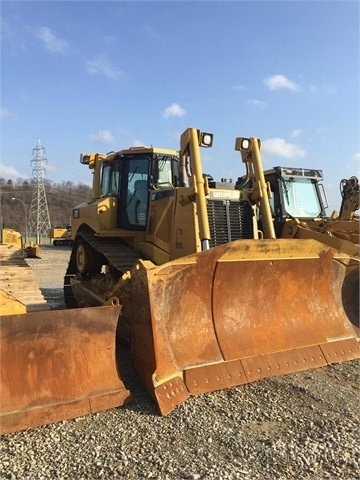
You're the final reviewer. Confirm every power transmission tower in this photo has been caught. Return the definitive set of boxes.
[28,139,51,244]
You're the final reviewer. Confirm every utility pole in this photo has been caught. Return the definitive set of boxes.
[28,139,51,244]
[11,197,28,244]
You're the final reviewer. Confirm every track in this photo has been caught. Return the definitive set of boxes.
[64,233,142,307]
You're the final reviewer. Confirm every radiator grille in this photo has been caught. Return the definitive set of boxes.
[207,200,254,247]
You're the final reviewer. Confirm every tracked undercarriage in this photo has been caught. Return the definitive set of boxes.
[64,232,144,341]
[65,233,140,304]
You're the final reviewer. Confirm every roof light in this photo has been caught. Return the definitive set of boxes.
[200,132,213,148]
[234,137,251,152]
[80,154,90,165]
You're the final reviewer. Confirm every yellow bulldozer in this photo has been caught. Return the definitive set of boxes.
[0,224,41,259]
[237,165,359,257]
[1,128,358,435]
[49,225,73,246]
[1,226,23,249]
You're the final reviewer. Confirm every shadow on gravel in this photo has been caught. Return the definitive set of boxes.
[116,346,159,416]
[40,287,67,310]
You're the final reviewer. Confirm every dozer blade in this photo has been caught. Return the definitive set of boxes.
[130,239,359,415]
[0,291,27,316]
[23,244,41,259]
[0,305,131,435]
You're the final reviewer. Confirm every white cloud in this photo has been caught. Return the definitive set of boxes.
[264,74,301,92]
[261,138,307,159]
[246,99,267,110]
[89,129,116,145]
[291,129,302,138]
[85,54,123,80]
[0,164,25,179]
[162,103,186,119]
[36,26,68,54]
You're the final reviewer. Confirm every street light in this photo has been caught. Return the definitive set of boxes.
[11,197,28,244]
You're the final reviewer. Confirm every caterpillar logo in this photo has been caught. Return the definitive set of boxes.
[210,191,240,199]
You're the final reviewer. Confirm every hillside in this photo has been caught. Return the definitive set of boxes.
[0,177,91,237]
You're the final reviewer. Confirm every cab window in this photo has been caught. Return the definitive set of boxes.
[101,162,121,196]
[281,178,321,218]
[120,157,150,229]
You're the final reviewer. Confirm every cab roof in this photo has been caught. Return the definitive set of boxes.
[106,146,179,160]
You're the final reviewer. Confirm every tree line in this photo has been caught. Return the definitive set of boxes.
[0,177,92,236]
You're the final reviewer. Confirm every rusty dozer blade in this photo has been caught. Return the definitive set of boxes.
[0,305,131,435]
[130,239,359,415]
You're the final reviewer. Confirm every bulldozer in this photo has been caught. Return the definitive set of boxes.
[49,225,73,246]
[1,128,358,434]
[1,225,22,249]
[0,223,41,259]
[238,166,359,257]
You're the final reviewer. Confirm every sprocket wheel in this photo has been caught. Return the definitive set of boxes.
[75,241,102,275]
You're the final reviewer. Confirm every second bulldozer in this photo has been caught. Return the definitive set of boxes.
[244,165,359,257]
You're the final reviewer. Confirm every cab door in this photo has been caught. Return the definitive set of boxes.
[118,157,150,230]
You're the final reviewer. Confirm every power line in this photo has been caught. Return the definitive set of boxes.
[28,139,52,243]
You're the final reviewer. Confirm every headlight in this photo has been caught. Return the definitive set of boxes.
[235,137,251,152]
[80,154,90,164]
[200,132,213,148]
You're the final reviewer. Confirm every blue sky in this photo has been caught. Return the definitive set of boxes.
[1,0,359,213]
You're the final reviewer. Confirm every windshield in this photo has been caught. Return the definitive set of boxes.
[281,177,321,218]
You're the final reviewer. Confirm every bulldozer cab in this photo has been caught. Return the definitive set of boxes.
[120,152,178,229]
[269,166,327,217]
[90,148,179,232]
[240,166,328,237]
[72,136,260,266]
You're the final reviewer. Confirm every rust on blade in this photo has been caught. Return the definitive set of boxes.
[130,239,359,416]
[154,377,189,416]
[320,338,360,364]
[184,359,248,395]
[212,248,359,360]
[1,305,131,435]
[240,345,327,382]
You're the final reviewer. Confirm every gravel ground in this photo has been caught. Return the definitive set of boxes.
[1,245,359,479]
